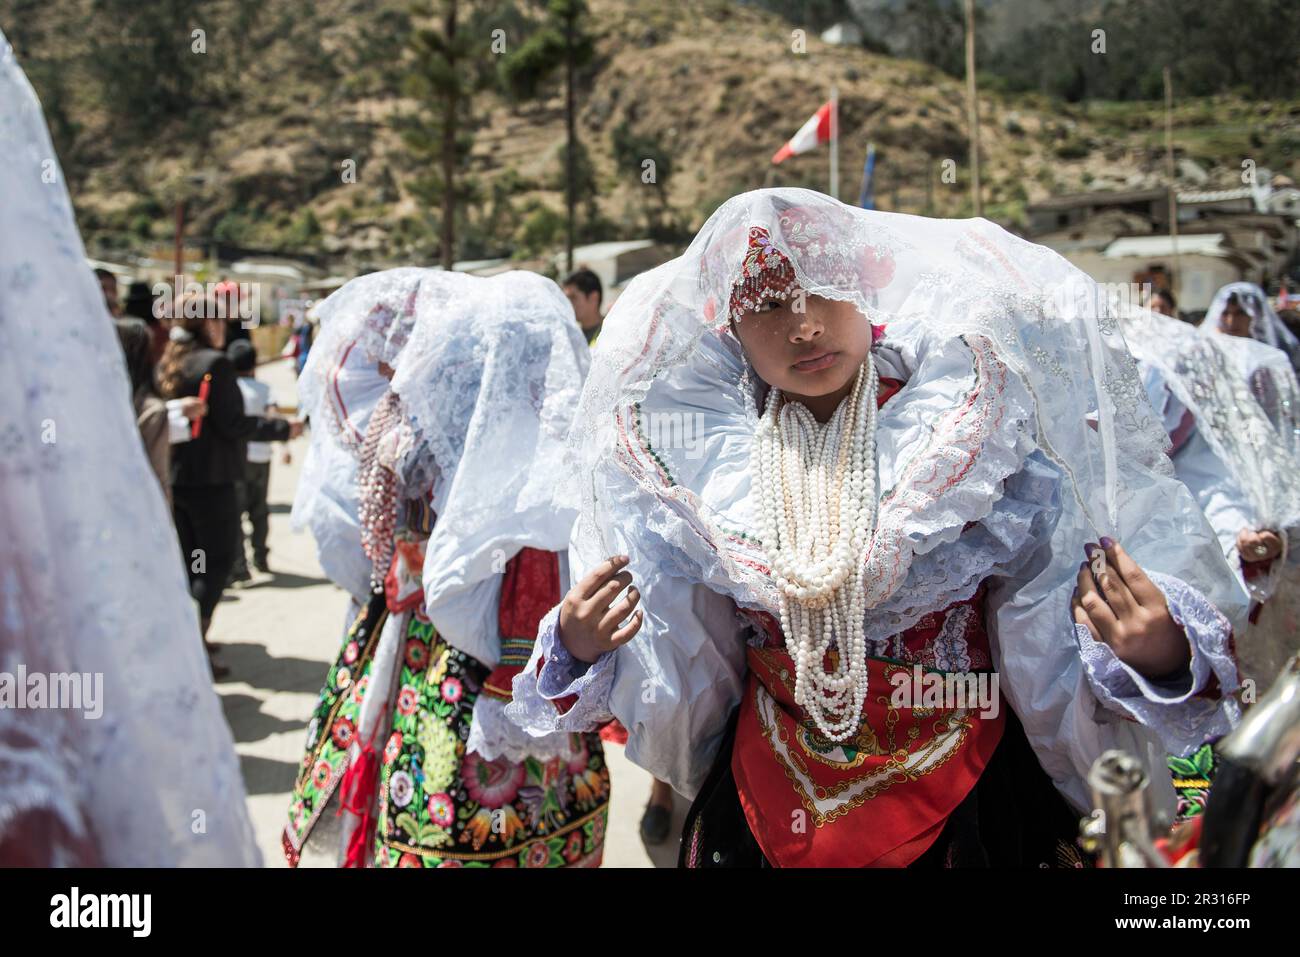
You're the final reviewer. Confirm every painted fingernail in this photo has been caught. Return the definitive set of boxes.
[1083,543,1097,558]
[1100,536,1115,549]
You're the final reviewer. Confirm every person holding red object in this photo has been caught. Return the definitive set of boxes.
[158,294,303,675]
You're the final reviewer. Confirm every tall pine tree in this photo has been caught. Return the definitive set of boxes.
[499,0,595,270]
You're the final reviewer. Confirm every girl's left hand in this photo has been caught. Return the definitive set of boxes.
[1071,539,1190,681]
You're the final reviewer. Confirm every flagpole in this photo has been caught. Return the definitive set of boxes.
[1163,66,1181,299]
[964,0,983,217]
[857,142,876,209]
[829,84,839,200]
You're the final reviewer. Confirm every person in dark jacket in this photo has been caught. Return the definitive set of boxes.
[158,294,303,677]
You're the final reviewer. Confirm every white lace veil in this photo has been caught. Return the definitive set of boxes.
[296,267,429,455]
[0,32,260,865]
[1131,309,1300,520]
[570,189,1238,619]
[292,269,427,600]
[1128,307,1300,605]
[390,270,590,625]
[1201,281,1300,372]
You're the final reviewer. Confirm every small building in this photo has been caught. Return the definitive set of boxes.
[554,239,674,302]
[1086,234,1255,313]
[1176,186,1260,218]
[1026,189,1170,237]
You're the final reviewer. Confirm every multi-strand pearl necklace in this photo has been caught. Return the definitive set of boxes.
[752,356,879,741]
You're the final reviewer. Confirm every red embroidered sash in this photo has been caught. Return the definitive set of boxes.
[483,548,561,701]
[731,593,1005,867]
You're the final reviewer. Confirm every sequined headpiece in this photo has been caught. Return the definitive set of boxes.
[727,226,800,323]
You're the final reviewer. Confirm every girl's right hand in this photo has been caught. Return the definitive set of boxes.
[1237,528,1283,563]
[558,555,644,664]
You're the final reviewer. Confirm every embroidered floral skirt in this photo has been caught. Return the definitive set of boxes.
[1169,741,1218,827]
[372,615,609,867]
[282,589,610,867]
[284,592,388,866]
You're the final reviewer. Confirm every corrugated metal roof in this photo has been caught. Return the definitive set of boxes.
[1177,187,1255,204]
[1103,234,1228,258]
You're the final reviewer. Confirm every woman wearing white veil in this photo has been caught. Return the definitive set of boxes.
[1128,304,1300,694]
[0,31,259,866]
[1200,281,1300,376]
[284,267,611,868]
[508,188,1245,867]
[291,282,396,611]
[283,267,427,866]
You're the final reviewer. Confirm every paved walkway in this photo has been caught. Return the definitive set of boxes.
[211,357,687,867]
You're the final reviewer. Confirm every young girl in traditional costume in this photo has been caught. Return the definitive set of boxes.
[285,269,610,867]
[508,188,1245,867]
[284,268,424,865]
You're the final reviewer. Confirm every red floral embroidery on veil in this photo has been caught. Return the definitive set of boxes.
[727,226,800,322]
[725,219,897,324]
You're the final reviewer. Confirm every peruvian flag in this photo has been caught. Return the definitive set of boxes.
[772,100,835,165]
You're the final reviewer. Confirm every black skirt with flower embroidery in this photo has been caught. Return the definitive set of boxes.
[371,616,610,868]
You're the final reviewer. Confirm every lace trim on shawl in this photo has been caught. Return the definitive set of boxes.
[505,604,618,737]
[467,693,588,761]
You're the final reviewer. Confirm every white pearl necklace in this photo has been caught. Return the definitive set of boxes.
[752,356,879,741]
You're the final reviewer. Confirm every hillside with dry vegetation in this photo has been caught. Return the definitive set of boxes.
[4,0,1297,268]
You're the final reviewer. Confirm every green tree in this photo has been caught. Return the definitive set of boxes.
[499,0,596,270]
[611,120,676,241]
[399,0,495,269]
[84,0,239,142]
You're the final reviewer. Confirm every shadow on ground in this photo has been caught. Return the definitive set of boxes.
[214,641,333,695]
[236,570,332,590]
[239,753,301,797]
[219,691,313,743]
